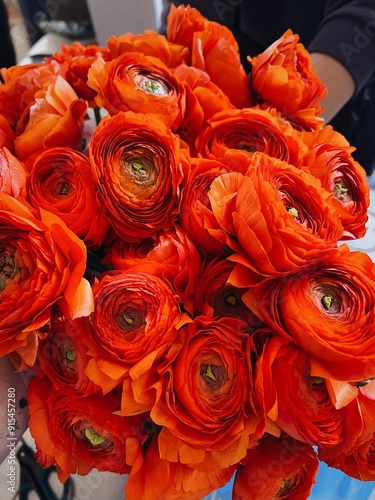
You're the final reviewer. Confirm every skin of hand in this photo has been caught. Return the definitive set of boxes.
[310,51,356,123]
[0,355,33,465]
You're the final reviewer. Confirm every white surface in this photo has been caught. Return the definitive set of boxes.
[86,0,161,45]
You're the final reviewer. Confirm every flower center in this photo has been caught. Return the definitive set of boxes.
[276,477,294,497]
[134,73,171,97]
[84,427,107,447]
[287,206,299,219]
[116,306,146,338]
[279,188,309,227]
[314,283,345,315]
[59,343,77,372]
[225,294,237,307]
[121,155,157,189]
[333,179,352,203]
[0,244,22,291]
[57,182,70,196]
[200,363,228,391]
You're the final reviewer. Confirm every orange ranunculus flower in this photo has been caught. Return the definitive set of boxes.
[207,152,343,277]
[0,116,15,152]
[107,30,190,68]
[232,434,319,499]
[195,108,300,165]
[14,75,88,162]
[0,192,93,367]
[243,244,375,382]
[166,4,239,52]
[151,316,259,460]
[166,4,252,108]
[173,65,235,151]
[193,256,262,330]
[0,60,64,126]
[253,334,344,448]
[37,309,100,395]
[300,125,370,239]
[87,52,186,130]
[28,374,145,483]
[319,394,375,481]
[179,156,233,258]
[102,225,202,315]
[89,111,189,242]
[82,270,189,402]
[47,42,111,105]
[190,30,252,109]
[27,146,110,249]
[126,433,237,500]
[0,147,28,198]
[249,29,327,130]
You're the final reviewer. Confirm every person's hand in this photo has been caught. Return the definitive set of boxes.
[310,52,355,123]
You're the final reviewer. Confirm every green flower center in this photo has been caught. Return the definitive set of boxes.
[321,294,334,310]
[334,181,351,203]
[200,363,228,391]
[84,427,106,447]
[134,73,170,97]
[287,206,299,218]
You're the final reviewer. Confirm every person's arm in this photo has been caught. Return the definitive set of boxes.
[0,355,32,465]
[310,51,355,122]
[308,0,375,122]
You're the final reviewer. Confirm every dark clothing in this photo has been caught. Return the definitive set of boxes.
[0,0,16,69]
[161,0,375,175]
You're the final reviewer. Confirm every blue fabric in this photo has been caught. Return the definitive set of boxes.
[204,466,375,499]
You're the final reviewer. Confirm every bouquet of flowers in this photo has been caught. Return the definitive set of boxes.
[0,4,374,499]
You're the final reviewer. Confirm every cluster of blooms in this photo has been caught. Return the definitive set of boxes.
[0,4,374,499]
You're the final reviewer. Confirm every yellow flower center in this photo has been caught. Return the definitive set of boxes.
[84,427,106,446]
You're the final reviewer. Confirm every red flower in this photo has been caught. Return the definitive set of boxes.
[0,116,15,151]
[193,256,262,329]
[166,5,252,108]
[0,193,93,367]
[28,374,145,482]
[0,61,63,126]
[207,152,343,276]
[107,31,190,68]
[27,146,110,249]
[319,393,375,481]
[233,434,319,499]
[196,108,300,165]
[253,334,344,447]
[102,225,201,315]
[0,148,28,198]
[126,433,236,500]
[87,52,186,130]
[151,316,259,461]
[37,310,100,395]
[47,42,111,105]
[82,270,189,410]
[300,125,370,239]
[243,244,375,381]
[249,29,327,129]
[179,156,232,257]
[173,65,235,151]
[14,75,88,161]
[166,4,239,52]
[89,111,189,242]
